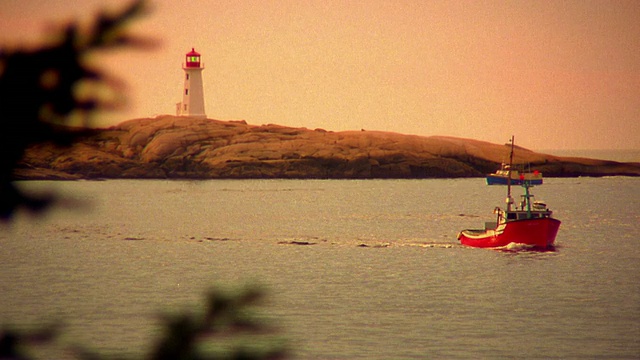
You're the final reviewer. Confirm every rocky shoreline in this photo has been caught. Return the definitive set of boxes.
[15,116,640,180]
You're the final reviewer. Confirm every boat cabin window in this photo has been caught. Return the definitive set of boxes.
[507,211,550,220]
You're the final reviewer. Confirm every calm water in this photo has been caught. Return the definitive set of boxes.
[1,178,639,359]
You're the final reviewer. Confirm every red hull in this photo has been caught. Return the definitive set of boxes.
[458,217,561,249]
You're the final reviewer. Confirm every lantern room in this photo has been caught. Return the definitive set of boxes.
[185,48,201,68]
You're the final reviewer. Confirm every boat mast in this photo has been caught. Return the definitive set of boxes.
[524,182,532,218]
[506,135,515,212]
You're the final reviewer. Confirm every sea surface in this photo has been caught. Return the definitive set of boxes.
[1,177,639,359]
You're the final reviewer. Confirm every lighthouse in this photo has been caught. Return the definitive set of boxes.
[176,48,206,118]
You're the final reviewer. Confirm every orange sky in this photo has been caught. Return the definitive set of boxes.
[1,0,639,150]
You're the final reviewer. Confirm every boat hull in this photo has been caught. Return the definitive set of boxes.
[486,176,543,186]
[458,217,561,249]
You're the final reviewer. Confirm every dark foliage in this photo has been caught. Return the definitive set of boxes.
[0,4,287,359]
[0,287,287,360]
[0,323,61,359]
[145,286,287,360]
[0,0,151,219]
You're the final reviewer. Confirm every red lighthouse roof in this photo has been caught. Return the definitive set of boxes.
[185,48,201,68]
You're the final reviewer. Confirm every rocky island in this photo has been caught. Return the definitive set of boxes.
[15,116,640,180]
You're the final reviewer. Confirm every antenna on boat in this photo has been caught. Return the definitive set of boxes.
[506,135,515,212]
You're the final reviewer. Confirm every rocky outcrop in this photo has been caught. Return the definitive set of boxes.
[15,116,640,180]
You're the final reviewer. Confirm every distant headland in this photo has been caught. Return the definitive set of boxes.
[15,116,640,180]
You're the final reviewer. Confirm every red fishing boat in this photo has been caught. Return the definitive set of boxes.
[457,137,561,249]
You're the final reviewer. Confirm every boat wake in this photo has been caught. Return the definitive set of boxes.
[496,242,556,253]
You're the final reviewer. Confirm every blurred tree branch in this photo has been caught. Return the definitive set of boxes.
[1,286,288,360]
[146,286,287,360]
[0,3,288,359]
[0,0,153,219]
[0,323,61,359]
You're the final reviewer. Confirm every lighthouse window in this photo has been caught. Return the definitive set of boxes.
[186,74,189,80]
[185,89,189,95]
[184,104,187,111]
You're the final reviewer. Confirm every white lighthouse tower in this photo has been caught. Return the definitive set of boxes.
[176,48,206,118]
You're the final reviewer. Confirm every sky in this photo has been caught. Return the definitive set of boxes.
[1,0,639,150]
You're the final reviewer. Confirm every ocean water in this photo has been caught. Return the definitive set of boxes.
[1,177,639,359]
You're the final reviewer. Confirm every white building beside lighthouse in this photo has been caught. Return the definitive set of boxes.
[176,48,206,118]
